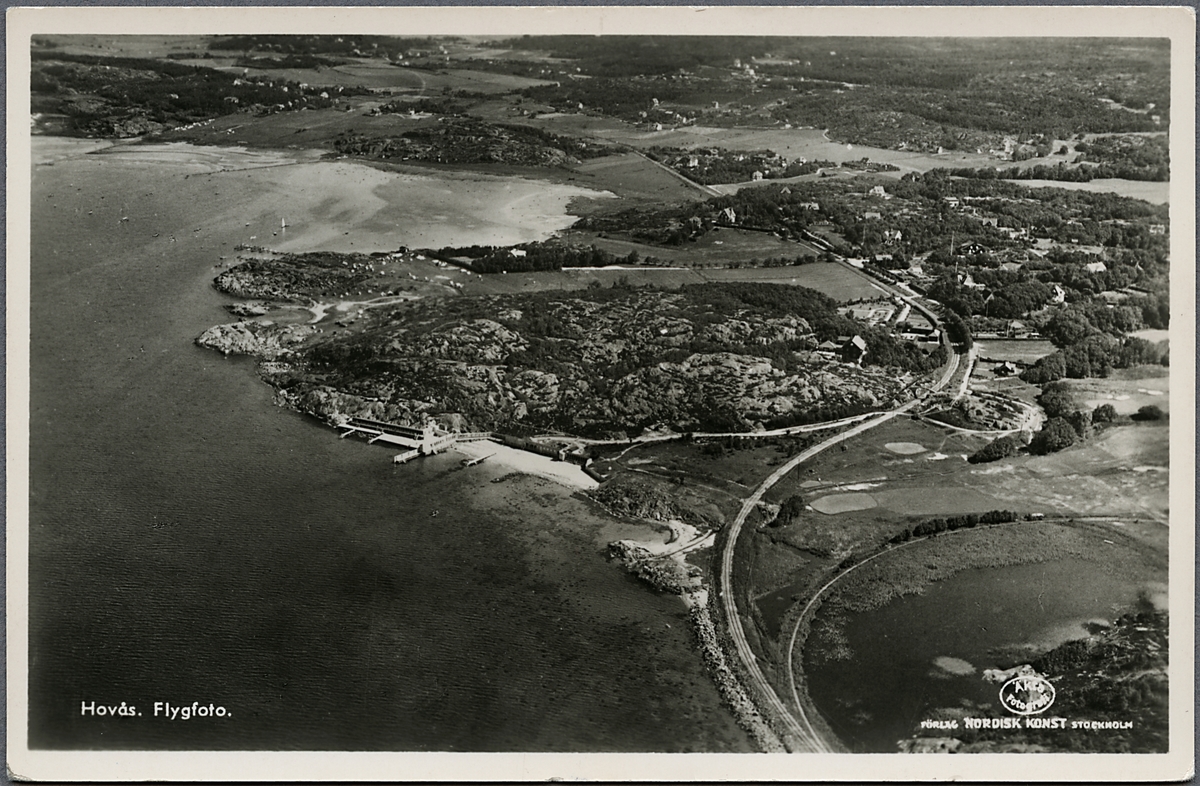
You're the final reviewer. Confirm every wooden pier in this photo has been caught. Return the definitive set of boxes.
[337,417,494,464]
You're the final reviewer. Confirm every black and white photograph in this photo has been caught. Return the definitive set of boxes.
[7,6,1194,782]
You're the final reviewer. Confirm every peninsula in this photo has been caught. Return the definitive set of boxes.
[34,32,1171,754]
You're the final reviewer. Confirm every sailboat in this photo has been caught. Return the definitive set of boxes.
[281,217,289,230]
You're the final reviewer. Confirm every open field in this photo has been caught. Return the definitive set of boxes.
[571,152,707,206]
[1131,328,1170,343]
[35,33,210,58]
[1012,178,1170,205]
[341,63,554,93]
[973,339,1057,364]
[602,126,1002,174]
[810,493,877,515]
[570,226,820,266]
[760,414,1168,529]
[208,60,555,94]
[1061,374,1171,416]
[967,424,1169,524]
[532,118,1170,202]
[455,259,893,304]
[704,263,886,301]
[167,99,436,151]
[527,116,999,175]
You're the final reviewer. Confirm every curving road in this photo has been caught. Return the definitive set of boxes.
[780,513,1155,733]
[717,343,960,752]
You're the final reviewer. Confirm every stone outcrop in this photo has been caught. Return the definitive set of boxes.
[194,321,317,360]
[608,541,702,594]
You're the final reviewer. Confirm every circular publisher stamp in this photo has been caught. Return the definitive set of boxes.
[999,674,1056,716]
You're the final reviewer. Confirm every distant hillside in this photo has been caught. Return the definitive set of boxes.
[30,50,365,137]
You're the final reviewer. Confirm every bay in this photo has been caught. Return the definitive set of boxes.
[27,138,749,752]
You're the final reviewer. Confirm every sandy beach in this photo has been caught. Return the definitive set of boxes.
[454,440,599,491]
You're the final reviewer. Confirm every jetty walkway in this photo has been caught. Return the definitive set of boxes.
[339,417,464,461]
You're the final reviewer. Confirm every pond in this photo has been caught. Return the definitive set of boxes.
[804,558,1160,752]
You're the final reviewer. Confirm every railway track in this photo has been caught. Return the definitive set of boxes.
[716,347,960,752]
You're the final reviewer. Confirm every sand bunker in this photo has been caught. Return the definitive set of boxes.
[932,656,976,676]
[810,492,878,514]
[885,442,927,455]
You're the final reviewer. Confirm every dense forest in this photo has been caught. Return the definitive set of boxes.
[514,37,1167,151]
[942,134,1169,183]
[208,34,452,60]
[332,119,611,166]
[30,50,359,136]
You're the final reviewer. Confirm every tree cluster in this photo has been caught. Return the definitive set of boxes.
[333,119,610,167]
[943,154,1167,183]
[469,243,626,274]
[1021,332,1168,384]
[889,509,1019,543]
[967,434,1020,464]
[1131,405,1165,421]
[1074,135,1169,181]
[940,310,973,351]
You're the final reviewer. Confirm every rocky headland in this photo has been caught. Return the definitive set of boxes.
[198,255,936,439]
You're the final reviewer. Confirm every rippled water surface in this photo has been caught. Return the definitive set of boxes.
[27,138,746,752]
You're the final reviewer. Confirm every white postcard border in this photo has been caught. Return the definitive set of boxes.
[6,5,1195,782]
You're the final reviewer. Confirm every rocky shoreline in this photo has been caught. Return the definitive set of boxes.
[198,258,931,439]
[686,591,786,753]
[195,321,318,360]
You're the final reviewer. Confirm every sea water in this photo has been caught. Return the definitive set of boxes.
[803,559,1156,752]
[26,139,748,751]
